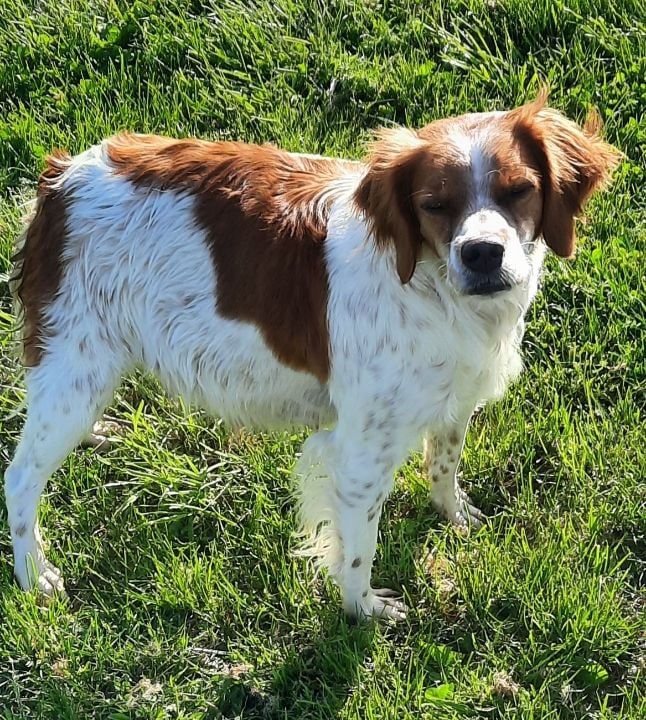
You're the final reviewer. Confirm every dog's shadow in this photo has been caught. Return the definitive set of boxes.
[0,422,442,719]
[67,558,387,719]
[52,455,401,719]
[215,619,379,718]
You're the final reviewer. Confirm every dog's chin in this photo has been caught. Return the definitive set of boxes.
[464,276,514,296]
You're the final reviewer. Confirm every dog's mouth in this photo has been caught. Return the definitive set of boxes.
[447,259,519,297]
[464,272,514,296]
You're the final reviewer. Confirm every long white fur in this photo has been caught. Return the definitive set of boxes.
[5,132,545,619]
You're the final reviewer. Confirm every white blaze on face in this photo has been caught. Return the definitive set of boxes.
[446,131,532,292]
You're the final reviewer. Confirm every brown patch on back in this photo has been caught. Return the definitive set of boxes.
[12,152,71,366]
[107,135,356,382]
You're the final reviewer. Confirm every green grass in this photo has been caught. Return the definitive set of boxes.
[0,1,644,717]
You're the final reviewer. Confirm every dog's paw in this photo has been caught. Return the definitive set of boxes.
[15,555,66,599]
[433,487,485,533]
[81,419,122,451]
[35,561,66,599]
[451,488,485,532]
[346,587,407,622]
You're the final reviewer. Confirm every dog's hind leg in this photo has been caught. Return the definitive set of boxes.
[4,352,121,596]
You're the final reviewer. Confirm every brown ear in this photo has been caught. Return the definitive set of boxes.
[513,96,621,257]
[354,128,425,283]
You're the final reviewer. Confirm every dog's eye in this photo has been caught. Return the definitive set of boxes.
[505,183,534,200]
[421,200,445,213]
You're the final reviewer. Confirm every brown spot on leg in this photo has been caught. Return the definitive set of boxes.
[448,431,460,446]
[439,464,449,475]
[362,590,368,598]
[352,557,362,568]
[14,524,27,538]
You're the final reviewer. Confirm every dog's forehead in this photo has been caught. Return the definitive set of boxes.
[416,110,524,178]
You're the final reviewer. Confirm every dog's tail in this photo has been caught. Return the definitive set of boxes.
[9,151,71,366]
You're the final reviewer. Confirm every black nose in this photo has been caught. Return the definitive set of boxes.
[460,240,504,273]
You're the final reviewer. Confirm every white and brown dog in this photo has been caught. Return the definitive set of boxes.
[5,94,618,619]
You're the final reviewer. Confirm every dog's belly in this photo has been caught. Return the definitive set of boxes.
[139,319,336,430]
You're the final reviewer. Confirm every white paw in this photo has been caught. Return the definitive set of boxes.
[346,588,407,622]
[35,561,66,598]
[81,419,122,451]
[15,555,66,599]
[450,488,486,532]
[433,487,485,533]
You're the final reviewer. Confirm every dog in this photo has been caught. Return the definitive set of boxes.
[5,93,619,619]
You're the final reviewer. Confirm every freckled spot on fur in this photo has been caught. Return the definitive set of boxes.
[352,557,362,568]
[363,482,374,490]
[376,492,383,502]
[376,455,389,470]
[78,338,87,354]
[377,418,390,432]
[448,454,456,463]
[449,431,459,446]
[349,491,364,500]
[362,590,368,598]
[432,473,439,483]
[335,487,356,508]
[367,511,376,522]
[363,412,376,432]
[14,524,27,537]
[440,464,449,475]
[41,423,50,432]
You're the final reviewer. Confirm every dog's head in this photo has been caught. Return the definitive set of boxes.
[355,93,620,293]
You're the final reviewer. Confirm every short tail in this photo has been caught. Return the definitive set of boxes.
[9,150,71,366]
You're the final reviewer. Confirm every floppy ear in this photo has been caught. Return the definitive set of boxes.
[513,95,621,257]
[354,128,426,283]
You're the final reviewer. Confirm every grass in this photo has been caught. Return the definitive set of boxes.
[0,0,644,717]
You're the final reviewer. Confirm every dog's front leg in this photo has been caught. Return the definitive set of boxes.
[296,426,407,621]
[423,416,485,531]
[330,426,409,621]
